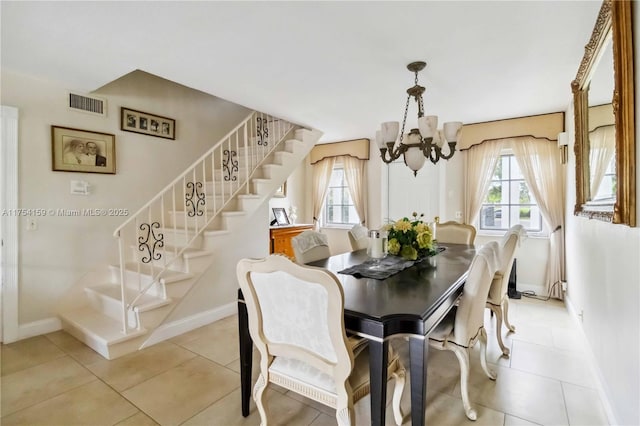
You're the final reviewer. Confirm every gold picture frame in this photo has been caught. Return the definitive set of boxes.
[51,126,116,174]
[572,0,635,226]
[121,107,176,140]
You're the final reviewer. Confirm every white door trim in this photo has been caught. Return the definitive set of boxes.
[1,105,19,343]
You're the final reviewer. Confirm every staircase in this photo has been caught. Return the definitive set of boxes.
[56,111,322,359]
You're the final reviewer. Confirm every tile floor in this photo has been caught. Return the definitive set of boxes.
[1,296,610,425]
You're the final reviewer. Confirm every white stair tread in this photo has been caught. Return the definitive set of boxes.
[61,306,147,345]
[222,211,246,217]
[167,246,213,259]
[86,284,172,312]
[121,262,194,283]
[129,244,212,260]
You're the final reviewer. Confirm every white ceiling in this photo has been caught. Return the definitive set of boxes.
[1,1,602,143]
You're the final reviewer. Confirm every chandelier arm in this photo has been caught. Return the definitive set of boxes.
[380,148,395,164]
[429,148,440,164]
[439,142,457,160]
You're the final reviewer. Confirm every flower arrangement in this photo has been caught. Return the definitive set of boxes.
[384,212,436,261]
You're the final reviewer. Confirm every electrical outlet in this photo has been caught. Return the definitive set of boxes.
[455,211,462,219]
[578,309,584,322]
[561,281,567,292]
[26,218,38,231]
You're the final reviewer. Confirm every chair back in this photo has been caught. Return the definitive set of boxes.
[291,230,331,263]
[348,224,369,251]
[437,221,477,244]
[237,255,353,377]
[452,241,500,346]
[487,225,523,302]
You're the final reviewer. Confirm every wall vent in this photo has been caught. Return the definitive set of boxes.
[68,92,107,116]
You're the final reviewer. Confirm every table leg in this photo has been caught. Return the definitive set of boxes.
[369,339,389,426]
[409,337,429,426]
[238,299,253,417]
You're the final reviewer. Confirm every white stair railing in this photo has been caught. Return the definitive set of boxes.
[113,111,295,334]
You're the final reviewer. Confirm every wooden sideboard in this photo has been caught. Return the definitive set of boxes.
[270,224,314,259]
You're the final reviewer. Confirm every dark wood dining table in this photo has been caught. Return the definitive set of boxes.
[237,243,476,426]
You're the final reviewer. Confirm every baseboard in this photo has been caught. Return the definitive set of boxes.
[564,294,619,425]
[141,302,237,349]
[18,317,62,340]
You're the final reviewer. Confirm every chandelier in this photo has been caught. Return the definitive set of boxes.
[375,61,463,176]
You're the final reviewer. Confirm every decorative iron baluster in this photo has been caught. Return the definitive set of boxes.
[185,181,206,216]
[138,222,164,263]
[223,150,238,181]
[256,117,269,146]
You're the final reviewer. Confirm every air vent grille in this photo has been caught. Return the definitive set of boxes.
[68,93,106,116]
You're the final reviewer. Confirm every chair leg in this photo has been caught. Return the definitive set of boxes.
[253,373,269,426]
[335,407,354,426]
[447,343,477,421]
[490,304,510,356]
[503,297,516,332]
[478,328,497,380]
[335,385,355,426]
[390,368,407,426]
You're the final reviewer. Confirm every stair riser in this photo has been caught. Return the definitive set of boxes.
[164,280,193,300]
[167,211,246,231]
[181,255,214,273]
[157,229,204,249]
[129,246,188,272]
[167,212,222,230]
[60,319,111,359]
[132,250,212,274]
[237,197,262,212]
[85,289,139,328]
[109,266,166,298]
[204,180,242,195]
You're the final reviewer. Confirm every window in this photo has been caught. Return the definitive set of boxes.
[323,166,360,226]
[479,153,543,232]
[592,154,617,201]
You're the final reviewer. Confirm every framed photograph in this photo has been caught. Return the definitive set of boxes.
[272,207,290,226]
[120,107,175,140]
[274,181,287,198]
[51,126,116,174]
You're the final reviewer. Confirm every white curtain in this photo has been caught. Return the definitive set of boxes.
[463,140,503,224]
[342,155,367,226]
[311,157,336,229]
[589,125,616,197]
[508,137,565,299]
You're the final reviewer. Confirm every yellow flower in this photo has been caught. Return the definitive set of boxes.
[414,222,429,233]
[387,238,400,255]
[400,245,418,260]
[416,231,433,249]
[394,218,412,232]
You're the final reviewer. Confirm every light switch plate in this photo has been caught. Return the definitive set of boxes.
[70,180,90,195]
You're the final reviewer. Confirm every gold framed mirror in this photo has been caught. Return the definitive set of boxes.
[572,0,635,226]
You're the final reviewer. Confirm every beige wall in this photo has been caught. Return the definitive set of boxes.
[2,69,251,324]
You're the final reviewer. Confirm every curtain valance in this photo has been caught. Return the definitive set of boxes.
[458,112,563,150]
[310,138,370,164]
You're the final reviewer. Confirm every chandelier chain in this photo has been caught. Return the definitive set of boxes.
[399,94,411,144]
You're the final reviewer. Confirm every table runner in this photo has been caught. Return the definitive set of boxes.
[338,247,445,280]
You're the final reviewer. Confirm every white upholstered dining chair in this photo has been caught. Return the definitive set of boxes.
[436,221,477,245]
[428,241,500,421]
[486,224,525,356]
[291,230,331,263]
[347,224,369,251]
[236,254,406,426]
